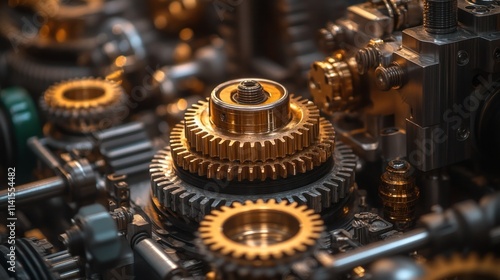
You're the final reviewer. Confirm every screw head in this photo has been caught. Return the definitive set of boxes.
[457,50,470,66]
[494,48,500,62]
[389,159,408,170]
[457,127,470,141]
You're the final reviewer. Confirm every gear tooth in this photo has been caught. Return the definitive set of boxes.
[198,160,210,176]
[271,250,283,259]
[231,250,245,259]
[291,131,302,150]
[276,138,287,157]
[275,162,286,178]
[266,139,276,159]
[217,165,229,180]
[283,247,296,257]
[296,158,307,173]
[238,142,250,162]
[211,199,225,210]
[286,160,298,176]
[218,139,228,159]
[300,155,314,170]
[207,163,219,178]
[210,243,224,251]
[248,166,256,182]
[283,135,295,153]
[199,198,214,216]
[232,201,243,208]
[304,190,322,212]
[295,195,308,205]
[245,251,257,261]
[208,136,221,158]
[227,165,237,181]
[228,140,239,160]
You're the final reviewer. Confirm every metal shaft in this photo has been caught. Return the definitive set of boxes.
[133,237,185,279]
[0,176,66,208]
[318,229,430,274]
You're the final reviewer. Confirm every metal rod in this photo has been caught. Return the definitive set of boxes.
[133,238,185,279]
[319,229,430,273]
[0,176,66,208]
[28,137,61,170]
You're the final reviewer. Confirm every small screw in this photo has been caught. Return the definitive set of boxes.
[457,50,470,66]
[494,48,500,62]
[389,159,407,170]
[457,127,470,141]
[375,64,407,91]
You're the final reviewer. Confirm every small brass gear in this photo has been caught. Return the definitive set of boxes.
[422,253,500,280]
[184,82,320,163]
[40,77,127,133]
[171,118,334,181]
[198,199,324,277]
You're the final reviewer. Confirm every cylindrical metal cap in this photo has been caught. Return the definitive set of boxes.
[209,78,291,134]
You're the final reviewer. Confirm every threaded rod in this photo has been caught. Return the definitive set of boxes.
[424,0,458,34]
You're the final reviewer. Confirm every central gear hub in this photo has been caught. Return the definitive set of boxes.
[172,78,336,181]
[150,78,357,222]
[209,79,290,133]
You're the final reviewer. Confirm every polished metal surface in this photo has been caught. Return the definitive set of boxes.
[317,229,430,274]
[209,79,290,134]
[0,176,65,208]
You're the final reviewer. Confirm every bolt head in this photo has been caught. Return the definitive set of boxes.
[457,50,470,66]
[389,159,408,170]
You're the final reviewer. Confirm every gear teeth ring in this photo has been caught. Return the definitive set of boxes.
[197,199,324,277]
[184,96,320,162]
[39,77,127,133]
[423,253,500,280]
[171,118,334,182]
[150,141,356,222]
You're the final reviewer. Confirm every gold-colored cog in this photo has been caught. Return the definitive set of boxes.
[40,77,125,133]
[199,199,324,270]
[184,96,320,162]
[171,118,334,181]
[422,253,500,280]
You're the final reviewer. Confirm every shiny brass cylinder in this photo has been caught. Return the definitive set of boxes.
[209,79,291,134]
[379,159,420,230]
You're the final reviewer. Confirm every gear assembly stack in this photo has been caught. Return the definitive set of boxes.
[150,78,357,222]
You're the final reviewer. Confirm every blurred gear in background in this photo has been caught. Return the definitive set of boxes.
[39,77,127,133]
[0,1,499,280]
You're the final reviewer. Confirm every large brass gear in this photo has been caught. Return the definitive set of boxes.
[39,77,127,133]
[171,118,334,181]
[184,80,321,163]
[198,199,324,278]
[422,253,500,280]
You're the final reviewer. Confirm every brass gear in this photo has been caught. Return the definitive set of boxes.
[198,199,324,277]
[184,90,320,163]
[150,78,356,223]
[40,77,126,133]
[422,253,500,280]
[171,118,334,181]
